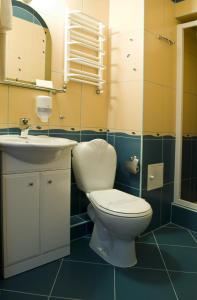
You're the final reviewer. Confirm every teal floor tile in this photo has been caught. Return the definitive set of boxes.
[0,261,60,295]
[137,232,155,244]
[159,245,197,272]
[154,227,196,246]
[135,244,165,269]
[170,271,197,300]
[70,215,83,226]
[52,261,114,300]
[116,268,177,300]
[0,291,47,299]
[191,231,197,242]
[165,223,180,228]
[65,237,108,264]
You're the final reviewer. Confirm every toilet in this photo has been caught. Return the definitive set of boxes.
[72,139,152,268]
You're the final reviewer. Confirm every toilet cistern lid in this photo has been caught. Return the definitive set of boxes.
[89,189,152,217]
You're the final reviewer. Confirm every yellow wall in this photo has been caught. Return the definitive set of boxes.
[107,0,144,135]
[143,0,177,136]
[183,27,197,136]
[175,0,197,21]
[0,0,109,132]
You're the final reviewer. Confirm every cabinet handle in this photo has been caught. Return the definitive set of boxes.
[48,180,52,184]
[29,182,34,186]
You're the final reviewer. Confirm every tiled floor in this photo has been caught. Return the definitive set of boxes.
[0,223,197,300]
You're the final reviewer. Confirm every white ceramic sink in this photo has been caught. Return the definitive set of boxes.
[0,135,77,163]
[0,135,77,150]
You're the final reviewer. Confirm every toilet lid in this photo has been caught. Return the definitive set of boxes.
[89,189,152,217]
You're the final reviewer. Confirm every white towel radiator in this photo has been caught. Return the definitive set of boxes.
[64,10,105,94]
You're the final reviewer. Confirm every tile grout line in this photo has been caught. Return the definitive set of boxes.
[48,258,64,300]
[63,258,109,266]
[51,296,83,300]
[152,232,179,300]
[0,288,48,298]
[136,241,197,248]
[171,222,197,234]
[140,222,172,238]
[113,267,116,300]
[188,230,197,243]
[167,269,197,275]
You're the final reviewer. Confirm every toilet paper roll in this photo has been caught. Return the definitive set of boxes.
[125,156,140,175]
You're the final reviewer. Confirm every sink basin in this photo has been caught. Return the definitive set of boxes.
[0,135,77,163]
[0,135,77,151]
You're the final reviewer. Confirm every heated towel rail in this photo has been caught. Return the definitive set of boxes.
[64,11,105,93]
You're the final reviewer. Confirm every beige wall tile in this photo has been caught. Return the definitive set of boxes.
[162,87,176,135]
[8,86,49,126]
[144,30,176,89]
[83,0,109,24]
[144,0,164,34]
[51,72,64,90]
[81,84,108,129]
[109,0,144,31]
[143,81,163,134]
[109,30,143,83]
[184,52,197,94]
[108,81,143,133]
[175,0,197,20]
[49,82,81,128]
[164,0,177,34]
[67,0,83,10]
[183,92,197,135]
[0,85,8,125]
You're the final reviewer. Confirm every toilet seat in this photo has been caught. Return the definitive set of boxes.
[88,189,152,217]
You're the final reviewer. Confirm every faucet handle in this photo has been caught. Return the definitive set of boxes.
[20,118,30,128]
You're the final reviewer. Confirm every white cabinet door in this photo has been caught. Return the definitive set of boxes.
[40,170,70,253]
[3,173,40,266]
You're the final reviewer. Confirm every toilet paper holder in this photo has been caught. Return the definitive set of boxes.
[125,155,140,175]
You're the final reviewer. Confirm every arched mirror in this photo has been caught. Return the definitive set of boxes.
[5,0,52,85]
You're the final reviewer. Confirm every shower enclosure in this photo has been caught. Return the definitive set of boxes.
[175,20,197,210]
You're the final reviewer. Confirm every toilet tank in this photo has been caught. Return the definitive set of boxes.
[72,139,117,193]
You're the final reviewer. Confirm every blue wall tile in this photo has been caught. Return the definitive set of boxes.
[142,137,163,189]
[71,184,80,216]
[191,138,197,178]
[161,183,174,225]
[115,182,140,197]
[107,133,115,146]
[142,188,162,232]
[182,137,192,180]
[115,135,141,189]
[172,205,197,232]
[142,135,176,229]
[80,130,106,142]
[163,138,175,184]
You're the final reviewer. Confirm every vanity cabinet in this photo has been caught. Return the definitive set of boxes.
[40,170,70,253]
[1,148,72,278]
[3,173,40,266]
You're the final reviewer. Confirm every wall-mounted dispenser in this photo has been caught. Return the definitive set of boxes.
[36,95,52,122]
[125,156,140,175]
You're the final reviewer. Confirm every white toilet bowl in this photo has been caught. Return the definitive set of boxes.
[87,189,152,267]
[72,139,152,267]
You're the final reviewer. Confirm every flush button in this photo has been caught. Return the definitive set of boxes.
[147,163,164,191]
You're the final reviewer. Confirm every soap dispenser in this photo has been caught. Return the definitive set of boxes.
[36,95,52,122]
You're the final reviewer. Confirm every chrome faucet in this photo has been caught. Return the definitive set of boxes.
[20,118,31,138]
